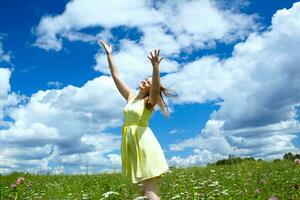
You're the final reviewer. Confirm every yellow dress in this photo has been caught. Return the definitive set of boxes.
[121,94,170,184]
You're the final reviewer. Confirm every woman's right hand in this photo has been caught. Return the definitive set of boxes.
[99,40,112,55]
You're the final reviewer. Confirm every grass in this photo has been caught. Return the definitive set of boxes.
[0,160,299,199]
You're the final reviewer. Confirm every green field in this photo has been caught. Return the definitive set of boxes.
[0,160,299,200]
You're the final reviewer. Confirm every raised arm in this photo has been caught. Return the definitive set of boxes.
[99,40,135,101]
[147,49,164,106]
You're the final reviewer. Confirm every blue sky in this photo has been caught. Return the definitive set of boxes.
[1,0,300,174]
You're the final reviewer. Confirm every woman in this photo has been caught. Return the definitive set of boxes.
[99,40,171,200]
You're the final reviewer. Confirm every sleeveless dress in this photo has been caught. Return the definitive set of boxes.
[121,94,170,184]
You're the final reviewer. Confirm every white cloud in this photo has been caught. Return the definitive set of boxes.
[168,129,186,135]
[157,0,257,49]
[162,56,232,104]
[0,122,60,145]
[0,145,53,160]
[0,68,22,128]
[168,149,226,167]
[170,120,232,153]
[34,0,164,50]
[0,75,125,174]
[47,81,63,89]
[140,25,181,55]
[61,31,97,42]
[0,41,11,63]
[34,0,256,51]
[0,68,11,96]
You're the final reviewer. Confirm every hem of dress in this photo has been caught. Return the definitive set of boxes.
[132,168,170,184]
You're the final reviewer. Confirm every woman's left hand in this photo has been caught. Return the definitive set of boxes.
[147,49,164,68]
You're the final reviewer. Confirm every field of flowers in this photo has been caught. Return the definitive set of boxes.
[0,160,299,200]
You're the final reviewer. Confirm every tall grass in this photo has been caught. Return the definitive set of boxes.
[0,160,299,199]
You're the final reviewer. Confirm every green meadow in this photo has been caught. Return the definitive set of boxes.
[0,160,299,200]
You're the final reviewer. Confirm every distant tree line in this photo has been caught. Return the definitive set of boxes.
[207,152,300,166]
[283,152,300,160]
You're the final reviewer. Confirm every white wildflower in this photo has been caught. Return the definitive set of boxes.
[208,181,219,187]
[102,191,119,198]
[221,189,229,195]
[170,194,181,199]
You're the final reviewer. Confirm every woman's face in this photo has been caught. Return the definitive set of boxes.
[139,78,152,94]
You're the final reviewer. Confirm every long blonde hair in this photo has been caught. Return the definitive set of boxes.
[145,85,174,117]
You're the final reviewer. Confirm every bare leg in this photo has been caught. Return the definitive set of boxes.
[139,177,160,200]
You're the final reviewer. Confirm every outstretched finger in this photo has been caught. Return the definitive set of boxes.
[150,51,154,58]
[154,49,157,55]
[147,55,152,60]
[157,49,160,56]
[159,57,164,62]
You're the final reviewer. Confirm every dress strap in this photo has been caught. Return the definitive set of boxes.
[127,93,137,103]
